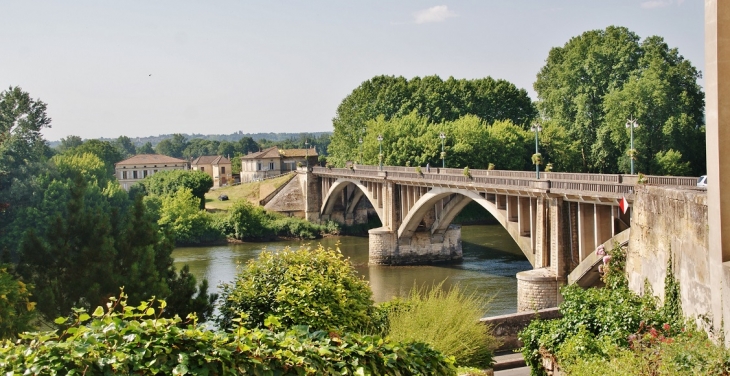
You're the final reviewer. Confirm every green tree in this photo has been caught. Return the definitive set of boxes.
[157,188,218,244]
[57,135,83,153]
[14,154,215,322]
[155,133,188,158]
[113,136,137,159]
[535,26,704,174]
[140,169,213,209]
[329,75,537,166]
[136,142,155,154]
[0,87,53,260]
[63,139,123,176]
[0,87,51,176]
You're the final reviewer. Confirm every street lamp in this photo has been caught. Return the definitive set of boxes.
[625,118,640,175]
[439,132,446,168]
[377,134,383,171]
[305,140,309,169]
[531,123,542,179]
[359,137,363,165]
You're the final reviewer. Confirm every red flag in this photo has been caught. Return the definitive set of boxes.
[619,197,629,214]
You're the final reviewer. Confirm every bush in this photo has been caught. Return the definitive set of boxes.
[216,245,376,333]
[0,293,457,375]
[0,267,36,339]
[224,201,340,241]
[157,188,225,245]
[386,282,499,368]
[519,244,689,376]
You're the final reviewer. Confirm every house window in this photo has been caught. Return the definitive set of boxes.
[154,169,158,173]
[143,170,148,178]
[201,167,205,172]
[221,166,225,174]
[257,163,262,171]
[122,171,127,179]
[133,171,138,179]
[269,162,274,170]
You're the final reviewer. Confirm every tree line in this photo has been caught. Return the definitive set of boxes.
[56,131,331,175]
[329,26,706,176]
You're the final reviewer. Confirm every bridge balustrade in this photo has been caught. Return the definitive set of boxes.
[313,165,699,192]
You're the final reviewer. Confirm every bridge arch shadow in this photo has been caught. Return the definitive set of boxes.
[320,179,385,227]
[397,187,535,266]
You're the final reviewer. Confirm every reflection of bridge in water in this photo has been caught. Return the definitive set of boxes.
[267,164,699,311]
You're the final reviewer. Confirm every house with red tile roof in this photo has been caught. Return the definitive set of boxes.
[114,154,188,191]
[240,146,318,183]
[191,155,232,188]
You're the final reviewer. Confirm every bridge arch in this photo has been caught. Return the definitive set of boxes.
[320,178,384,225]
[397,187,534,264]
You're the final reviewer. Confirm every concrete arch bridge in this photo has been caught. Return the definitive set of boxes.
[268,165,699,311]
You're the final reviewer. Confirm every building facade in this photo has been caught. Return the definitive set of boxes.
[191,155,233,188]
[115,154,188,191]
[240,146,318,183]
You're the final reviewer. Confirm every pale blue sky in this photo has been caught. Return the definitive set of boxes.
[0,0,704,141]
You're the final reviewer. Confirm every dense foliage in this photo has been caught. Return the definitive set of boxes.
[0,88,216,330]
[386,283,499,368]
[517,244,726,376]
[0,267,35,338]
[217,245,376,333]
[223,200,339,241]
[140,169,213,209]
[328,75,537,166]
[0,293,456,375]
[535,26,705,175]
[152,188,225,245]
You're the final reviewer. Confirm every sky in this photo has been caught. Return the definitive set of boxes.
[0,0,704,142]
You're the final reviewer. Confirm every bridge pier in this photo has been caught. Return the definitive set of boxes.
[369,225,462,265]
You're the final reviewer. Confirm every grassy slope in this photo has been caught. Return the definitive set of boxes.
[205,173,295,211]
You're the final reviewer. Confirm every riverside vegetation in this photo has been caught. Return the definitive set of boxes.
[1,244,500,374]
[519,244,730,375]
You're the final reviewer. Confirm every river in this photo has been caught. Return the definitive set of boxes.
[172,224,532,317]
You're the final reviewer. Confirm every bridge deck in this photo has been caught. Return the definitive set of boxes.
[312,165,700,201]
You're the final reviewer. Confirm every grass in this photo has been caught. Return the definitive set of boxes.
[386,282,500,368]
[204,173,295,211]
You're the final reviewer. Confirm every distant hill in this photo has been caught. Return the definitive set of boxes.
[48,131,332,148]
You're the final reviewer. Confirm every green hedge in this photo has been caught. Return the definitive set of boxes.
[0,294,456,375]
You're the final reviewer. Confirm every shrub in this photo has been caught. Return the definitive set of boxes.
[386,282,499,368]
[0,293,457,375]
[217,245,376,333]
[158,188,225,244]
[519,244,689,376]
[463,166,471,178]
[0,267,36,339]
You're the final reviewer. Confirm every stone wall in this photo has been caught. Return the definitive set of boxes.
[627,185,715,330]
[481,307,563,352]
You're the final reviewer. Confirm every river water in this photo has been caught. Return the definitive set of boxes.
[172,225,532,317]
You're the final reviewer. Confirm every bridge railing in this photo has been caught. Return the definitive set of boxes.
[316,166,699,196]
[347,165,698,187]
[549,181,635,196]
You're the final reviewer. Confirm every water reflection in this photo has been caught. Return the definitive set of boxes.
[172,225,532,316]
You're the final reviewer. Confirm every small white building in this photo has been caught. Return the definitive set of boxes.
[240,146,318,183]
[115,154,188,191]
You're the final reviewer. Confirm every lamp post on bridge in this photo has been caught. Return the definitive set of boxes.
[439,132,446,168]
[359,137,363,165]
[305,140,309,169]
[377,134,383,171]
[531,123,542,179]
[625,118,640,175]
